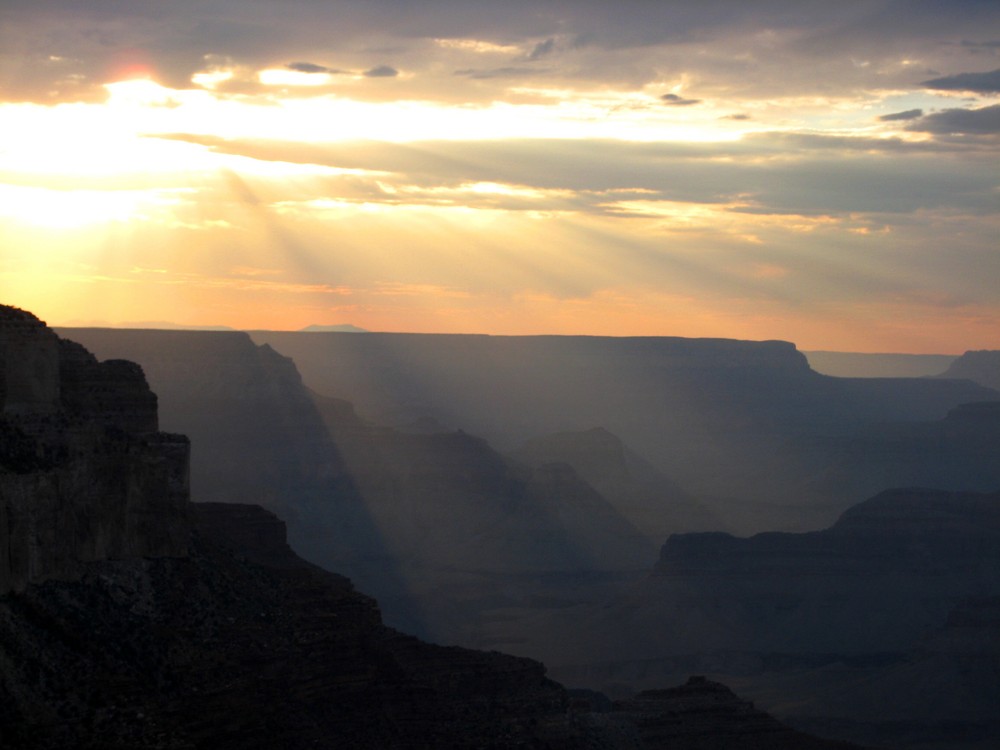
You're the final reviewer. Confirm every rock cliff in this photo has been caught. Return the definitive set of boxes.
[938,349,1000,391]
[1,306,189,595]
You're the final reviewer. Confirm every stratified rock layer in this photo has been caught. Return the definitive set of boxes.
[1,306,189,595]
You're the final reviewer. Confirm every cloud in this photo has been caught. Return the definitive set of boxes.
[287,62,338,74]
[154,131,999,217]
[364,65,399,78]
[722,113,751,121]
[922,67,1000,94]
[660,93,701,106]
[879,108,923,122]
[5,0,998,105]
[526,38,556,61]
[908,104,1000,135]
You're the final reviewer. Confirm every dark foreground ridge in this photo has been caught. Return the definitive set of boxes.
[0,502,862,749]
[2,305,864,748]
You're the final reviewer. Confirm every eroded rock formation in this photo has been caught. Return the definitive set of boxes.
[1,306,189,595]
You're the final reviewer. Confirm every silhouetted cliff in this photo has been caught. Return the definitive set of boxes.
[1,306,189,595]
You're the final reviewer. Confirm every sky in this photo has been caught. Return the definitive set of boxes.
[1,1,998,352]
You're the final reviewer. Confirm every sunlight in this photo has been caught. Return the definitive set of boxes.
[0,184,187,229]
[0,101,205,179]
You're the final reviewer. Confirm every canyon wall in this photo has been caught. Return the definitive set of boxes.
[1,306,189,594]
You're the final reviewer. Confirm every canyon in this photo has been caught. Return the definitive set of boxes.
[3,304,869,748]
[47,322,1000,748]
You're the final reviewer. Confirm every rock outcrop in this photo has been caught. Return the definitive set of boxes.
[1,306,189,595]
[937,349,1000,391]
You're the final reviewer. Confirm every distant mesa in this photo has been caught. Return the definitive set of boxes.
[299,323,368,333]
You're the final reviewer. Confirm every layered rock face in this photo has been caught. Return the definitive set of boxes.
[1,307,189,595]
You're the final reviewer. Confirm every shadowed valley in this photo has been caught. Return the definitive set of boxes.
[42,323,1000,749]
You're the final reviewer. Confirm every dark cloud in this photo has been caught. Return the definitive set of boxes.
[879,108,923,122]
[908,104,1000,135]
[526,38,556,61]
[661,93,701,106]
[364,65,398,78]
[287,62,336,74]
[921,67,1000,94]
[722,113,751,121]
